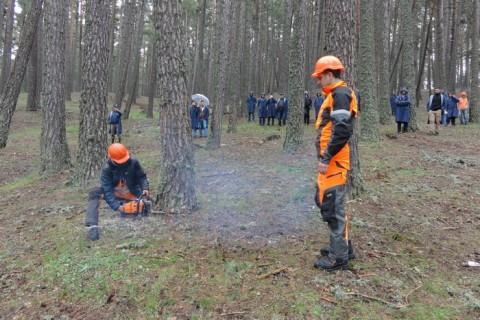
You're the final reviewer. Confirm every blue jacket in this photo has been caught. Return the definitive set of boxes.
[199,106,209,121]
[446,95,459,117]
[277,98,288,119]
[247,95,257,113]
[258,97,268,117]
[101,158,149,211]
[108,110,123,134]
[314,95,324,119]
[395,93,411,123]
[390,95,397,115]
[266,98,277,117]
[190,105,200,129]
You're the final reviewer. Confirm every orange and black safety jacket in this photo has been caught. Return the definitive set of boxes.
[315,81,357,170]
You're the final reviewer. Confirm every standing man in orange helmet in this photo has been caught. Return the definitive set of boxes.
[311,55,358,271]
[85,143,150,241]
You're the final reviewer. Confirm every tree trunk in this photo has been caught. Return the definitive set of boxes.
[113,0,135,108]
[41,0,71,172]
[27,22,42,111]
[207,0,232,149]
[0,0,5,54]
[154,0,197,213]
[124,0,146,119]
[147,34,157,119]
[469,0,479,122]
[446,0,459,93]
[226,0,241,133]
[376,0,391,125]
[323,0,362,198]
[73,0,111,185]
[433,0,446,89]
[283,0,306,153]
[107,2,117,93]
[0,0,44,148]
[359,0,379,140]
[400,0,418,131]
[0,0,16,93]
[65,0,78,101]
[191,0,207,95]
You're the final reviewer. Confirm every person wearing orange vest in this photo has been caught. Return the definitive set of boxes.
[85,143,150,241]
[458,91,469,125]
[310,56,358,271]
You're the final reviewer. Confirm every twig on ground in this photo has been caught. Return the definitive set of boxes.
[220,311,247,316]
[257,266,292,279]
[345,283,422,309]
[320,296,337,305]
[440,226,461,230]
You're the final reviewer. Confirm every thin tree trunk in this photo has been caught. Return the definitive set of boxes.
[207,0,232,149]
[27,24,41,111]
[283,0,306,153]
[469,0,479,122]
[434,0,446,89]
[124,0,146,119]
[107,2,117,93]
[147,35,157,119]
[0,0,44,148]
[376,0,391,125]
[41,0,70,172]
[74,0,111,185]
[154,0,197,213]
[0,0,16,93]
[191,0,207,95]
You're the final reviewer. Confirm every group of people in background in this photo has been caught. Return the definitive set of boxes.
[390,88,470,135]
[189,100,210,138]
[246,91,325,127]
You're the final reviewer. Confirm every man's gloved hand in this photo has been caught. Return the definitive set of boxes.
[142,190,149,197]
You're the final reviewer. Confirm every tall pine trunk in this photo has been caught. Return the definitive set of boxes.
[0,0,44,148]
[27,23,42,111]
[41,0,70,172]
[469,0,479,122]
[0,0,16,93]
[283,0,306,153]
[74,0,111,185]
[154,0,197,213]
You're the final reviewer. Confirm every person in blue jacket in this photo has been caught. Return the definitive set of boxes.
[276,94,288,126]
[108,105,123,144]
[313,92,324,122]
[266,94,277,126]
[246,92,257,122]
[189,100,200,137]
[394,88,411,134]
[257,94,268,126]
[198,100,210,137]
[445,93,459,126]
[389,92,397,116]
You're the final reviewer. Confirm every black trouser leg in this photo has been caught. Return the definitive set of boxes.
[402,122,408,133]
[451,117,456,126]
[397,122,402,134]
[86,187,103,226]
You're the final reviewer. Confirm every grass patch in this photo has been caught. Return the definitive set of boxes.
[0,171,41,192]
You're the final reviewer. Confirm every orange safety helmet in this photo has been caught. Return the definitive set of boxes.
[311,55,345,78]
[108,143,130,164]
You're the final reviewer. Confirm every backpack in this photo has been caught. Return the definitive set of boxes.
[108,111,121,125]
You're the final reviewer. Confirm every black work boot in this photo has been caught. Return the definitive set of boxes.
[314,256,348,271]
[86,225,100,241]
[319,240,356,260]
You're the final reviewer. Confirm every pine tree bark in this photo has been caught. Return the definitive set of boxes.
[433,0,446,89]
[107,2,117,93]
[323,0,362,198]
[124,0,146,119]
[147,34,157,119]
[359,0,379,141]
[469,0,479,122]
[74,0,111,185]
[27,23,42,111]
[41,0,71,172]
[226,0,241,133]
[207,0,232,149]
[114,0,135,108]
[191,0,207,95]
[0,0,5,54]
[0,0,44,148]
[154,0,197,213]
[283,0,306,153]
[0,0,16,93]
[446,0,459,93]
[400,0,418,131]
[376,0,391,125]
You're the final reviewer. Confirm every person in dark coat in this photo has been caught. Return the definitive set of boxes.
[445,93,459,126]
[394,88,411,134]
[313,92,324,122]
[304,91,312,124]
[246,92,257,122]
[266,94,277,125]
[276,94,288,126]
[108,105,123,144]
[85,143,150,241]
[389,92,397,116]
[426,88,445,134]
[257,94,268,126]
[198,100,210,137]
[189,101,200,137]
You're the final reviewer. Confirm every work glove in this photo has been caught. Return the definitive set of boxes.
[142,190,149,197]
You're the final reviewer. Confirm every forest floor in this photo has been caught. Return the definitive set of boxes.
[1,94,480,320]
